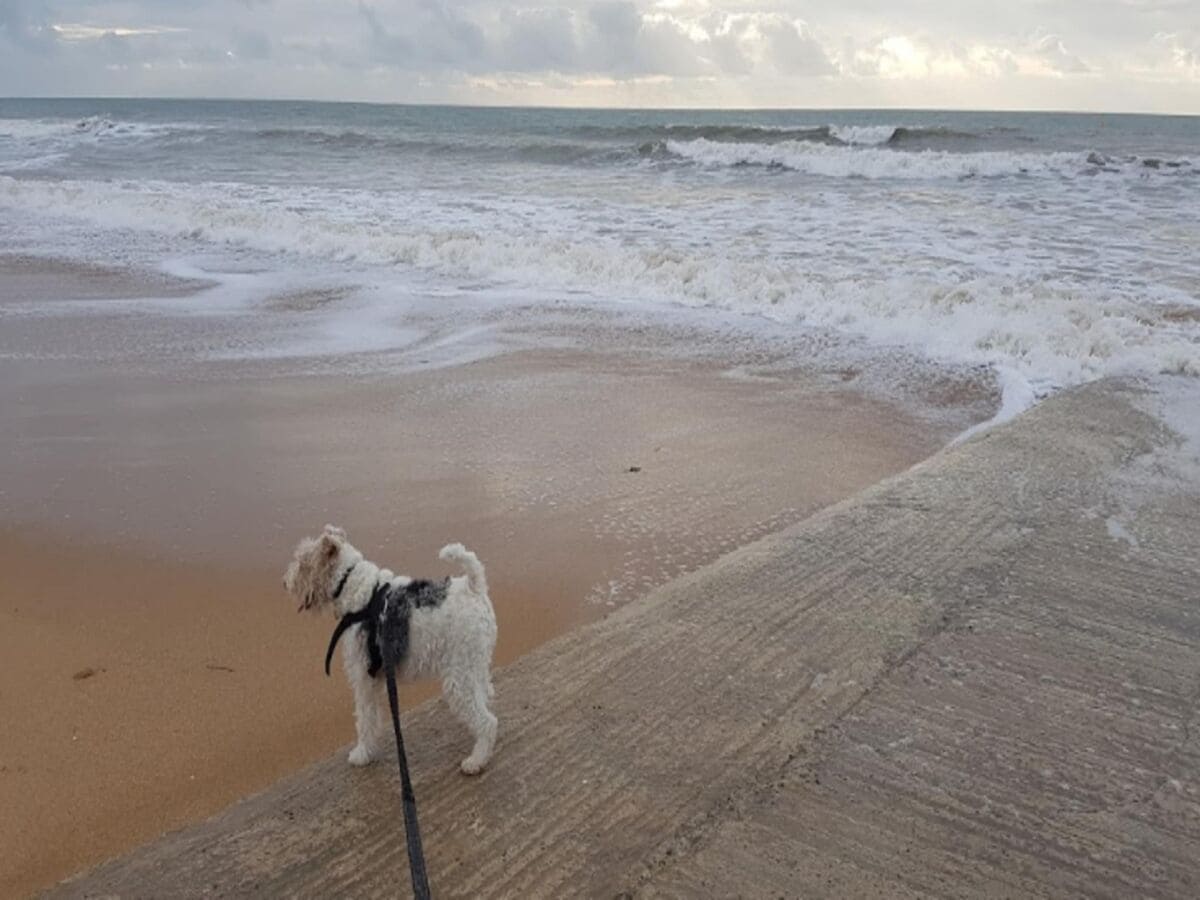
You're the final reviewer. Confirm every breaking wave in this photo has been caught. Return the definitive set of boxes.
[660,138,1194,179]
[2,174,1196,390]
[828,124,898,146]
[588,122,985,149]
[216,120,1014,166]
[9,116,206,141]
[12,115,1175,181]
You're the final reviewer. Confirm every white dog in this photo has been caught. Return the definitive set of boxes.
[284,525,498,774]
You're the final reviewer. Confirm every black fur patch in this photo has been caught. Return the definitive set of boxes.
[374,578,449,675]
[402,578,450,609]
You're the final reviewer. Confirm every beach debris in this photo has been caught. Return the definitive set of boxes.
[627,465,642,473]
[72,667,100,681]
[205,664,236,673]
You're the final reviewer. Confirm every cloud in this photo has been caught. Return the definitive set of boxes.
[358,0,487,70]
[703,17,753,75]
[1154,31,1199,75]
[854,35,929,79]
[347,2,830,80]
[964,44,1019,78]
[233,28,271,61]
[0,0,1196,111]
[51,24,189,41]
[1121,31,1200,83]
[497,8,579,72]
[583,3,710,76]
[757,16,836,76]
[841,29,1095,83]
[0,0,57,54]
[1028,30,1091,74]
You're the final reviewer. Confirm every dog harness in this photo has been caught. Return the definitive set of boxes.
[324,575,450,678]
[324,580,387,677]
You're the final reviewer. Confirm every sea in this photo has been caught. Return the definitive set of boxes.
[1,99,1197,408]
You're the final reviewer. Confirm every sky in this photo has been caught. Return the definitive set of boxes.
[0,0,1197,112]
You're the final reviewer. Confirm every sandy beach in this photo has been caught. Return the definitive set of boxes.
[0,257,984,896]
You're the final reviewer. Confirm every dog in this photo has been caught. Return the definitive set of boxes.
[284,525,498,775]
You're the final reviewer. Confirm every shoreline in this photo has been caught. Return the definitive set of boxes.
[0,257,978,895]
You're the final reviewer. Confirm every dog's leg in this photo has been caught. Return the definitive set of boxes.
[443,668,498,775]
[345,643,387,766]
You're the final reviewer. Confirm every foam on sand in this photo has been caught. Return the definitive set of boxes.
[3,173,1196,399]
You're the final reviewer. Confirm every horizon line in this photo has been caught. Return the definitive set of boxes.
[1,95,1197,119]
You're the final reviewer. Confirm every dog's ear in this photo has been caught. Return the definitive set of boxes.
[320,532,341,559]
[323,524,347,539]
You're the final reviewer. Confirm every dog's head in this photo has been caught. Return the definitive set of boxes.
[283,524,356,614]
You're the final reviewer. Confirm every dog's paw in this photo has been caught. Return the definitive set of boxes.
[460,757,486,776]
[348,745,375,767]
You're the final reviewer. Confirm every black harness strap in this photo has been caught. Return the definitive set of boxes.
[332,561,357,600]
[324,581,387,677]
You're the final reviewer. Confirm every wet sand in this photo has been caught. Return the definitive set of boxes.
[0,254,213,303]
[0,259,975,896]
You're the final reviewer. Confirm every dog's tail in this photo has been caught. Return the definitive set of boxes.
[440,543,487,595]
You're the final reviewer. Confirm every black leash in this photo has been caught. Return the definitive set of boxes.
[326,580,432,899]
[384,651,432,900]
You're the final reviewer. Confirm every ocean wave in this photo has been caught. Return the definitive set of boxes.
[0,116,1068,176]
[0,115,208,144]
[884,125,987,148]
[0,119,78,140]
[0,152,68,172]
[248,126,449,155]
[828,124,898,146]
[599,122,988,150]
[578,123,842,145]
[199,120,1019,168]
[831,123,992,148]
[2,174,1195,390]
[245,126,615,165]
[660,138,1194,179]
[0,117,622,169]
[255,120,987,160]
[73,115,150,137]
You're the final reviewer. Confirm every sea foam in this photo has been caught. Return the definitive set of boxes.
[3,173,1196,396]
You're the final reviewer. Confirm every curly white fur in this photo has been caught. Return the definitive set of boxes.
[284,525,498,775]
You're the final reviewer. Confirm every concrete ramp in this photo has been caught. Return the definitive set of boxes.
[51,378,1200,898]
